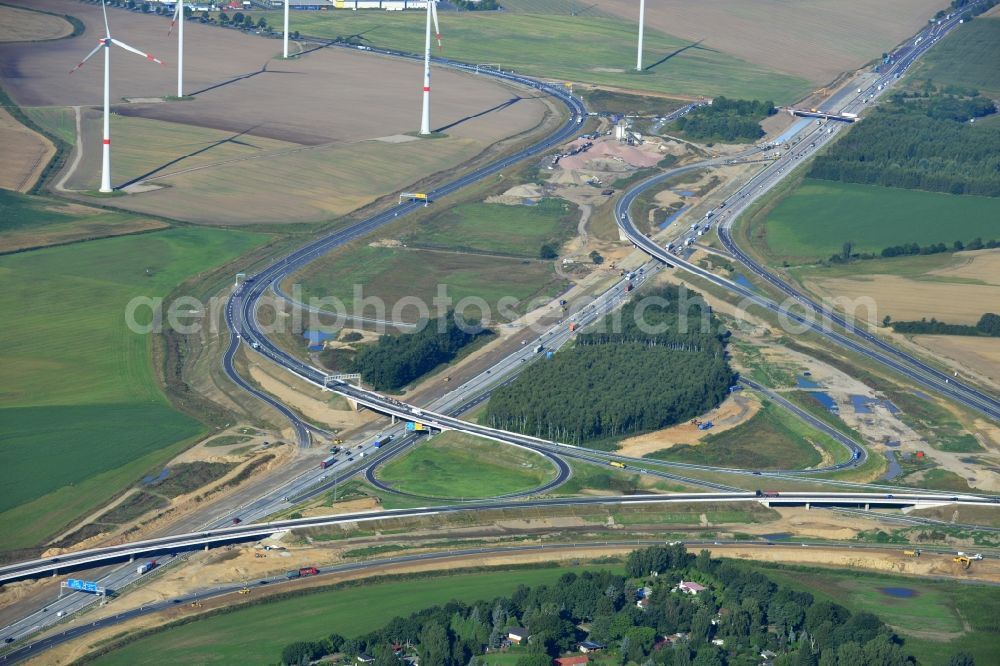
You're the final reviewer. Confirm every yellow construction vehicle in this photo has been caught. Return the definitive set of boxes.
[903,549,921,557]
[954,556,972,569]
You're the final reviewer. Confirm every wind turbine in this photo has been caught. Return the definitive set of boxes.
[419,0,442,135]
[636,0,645,71]
[71,0,164,193]
[168,0,184,97]
[283,0,290,58]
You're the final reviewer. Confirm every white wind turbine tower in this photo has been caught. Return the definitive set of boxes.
[419,0,442,135]
[636,0,645,71]
[283,0,290,58]
[71,0,164,193]
[168,0,185,96]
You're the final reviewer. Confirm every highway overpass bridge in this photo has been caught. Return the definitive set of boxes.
[1,493,992,584]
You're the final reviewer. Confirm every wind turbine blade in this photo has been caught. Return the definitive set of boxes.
[431,0,442,48]
[101,0,110,37]
[168,2,181,36]
[70,42,104,74]
[111,38,165,65]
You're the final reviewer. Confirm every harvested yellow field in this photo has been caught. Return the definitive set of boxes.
[597,0,945,84]
[911,335,1000,389]
[0,108,53,192]
[0,5,72,42]
[68,111,501,223]
[806,274,1000,325]
[928,249,1000,285]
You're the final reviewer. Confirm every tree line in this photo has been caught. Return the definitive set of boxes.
[890,313,1000,338]
[277,544,977,666]
[484,286,734,445]
[351,314,487,391]
[671,97,776,143]
[827,237,1000,264]
[809,87,1000,197]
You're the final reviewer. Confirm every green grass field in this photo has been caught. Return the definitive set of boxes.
[401,198,578,258]
[376,432,557,498]
[915,17,1000,96]
[645,401,847,470]
[755,564,1000,665]
[90,566,618,666]
[245,11,809,102]
[24,107,76,146]
[294,244,565,322]
[758,179,1000,263]
[0,227,266,549]
[0,190,167,253]
[553,458,692,495]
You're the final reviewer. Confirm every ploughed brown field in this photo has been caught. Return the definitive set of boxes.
[0,0,548,224]
[595,0,946,85]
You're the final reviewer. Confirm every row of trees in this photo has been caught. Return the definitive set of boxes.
[453,0,501,9]
[948,0,999,17]
[828,237,1000,264]
[671,97,776,143]
[890,312,1000,337]
[809,91,1000,197]
[278,545,978,666]
[879,236,1000,258]
[353,314,487,391]
[484,287,734,445]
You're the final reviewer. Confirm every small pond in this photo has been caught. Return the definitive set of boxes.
[806,391,838,412]
[796,375,821,389]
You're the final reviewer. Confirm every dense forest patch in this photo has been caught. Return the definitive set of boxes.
[353,313,490,391]
[809,83,999,197]
[670,97,776,142]
[484,286,734,445]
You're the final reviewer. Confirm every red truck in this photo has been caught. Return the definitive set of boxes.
[755,490,780,498]
[285,567,320,579]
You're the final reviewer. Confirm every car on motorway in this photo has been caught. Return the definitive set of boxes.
[232,517,242,525]
[5,637,14,643]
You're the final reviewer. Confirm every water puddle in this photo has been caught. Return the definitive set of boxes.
[796,375,821,389]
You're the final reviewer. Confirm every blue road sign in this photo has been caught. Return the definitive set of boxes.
[66,579,100,593]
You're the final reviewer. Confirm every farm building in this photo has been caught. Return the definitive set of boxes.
[677,580,706,595]
[578,641,605,653]
[507,628,530,645]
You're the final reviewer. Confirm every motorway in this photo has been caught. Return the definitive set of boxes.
[10,536,993,665]
[614,17,1000,422]
[3,4,999,658]
[3,491,994,584]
